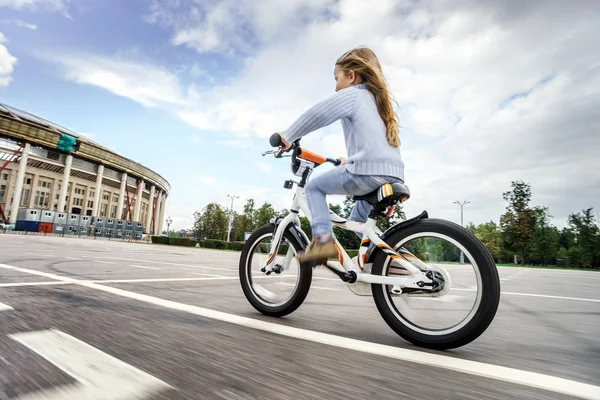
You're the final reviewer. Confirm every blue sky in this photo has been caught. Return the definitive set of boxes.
[1,0,599,230]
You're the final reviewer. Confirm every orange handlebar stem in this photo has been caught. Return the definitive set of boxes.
[297,148,327,165]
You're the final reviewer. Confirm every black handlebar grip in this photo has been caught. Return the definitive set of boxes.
[269,133,283,147]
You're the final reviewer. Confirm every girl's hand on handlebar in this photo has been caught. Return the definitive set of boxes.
[338,156,347,165]
[278,133,291,150]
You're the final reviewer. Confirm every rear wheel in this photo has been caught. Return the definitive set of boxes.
[371,218,500,350]
[239,224,311,317]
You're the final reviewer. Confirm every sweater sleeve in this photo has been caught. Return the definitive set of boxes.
[282,86,360,144]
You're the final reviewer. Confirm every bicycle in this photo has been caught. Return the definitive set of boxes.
[239,133,501,350]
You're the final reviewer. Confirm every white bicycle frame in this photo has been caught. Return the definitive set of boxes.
[262,183,434,291]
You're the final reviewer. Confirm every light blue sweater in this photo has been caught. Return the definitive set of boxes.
[282,84,405,181]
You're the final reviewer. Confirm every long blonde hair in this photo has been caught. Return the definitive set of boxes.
[336,47,400,147]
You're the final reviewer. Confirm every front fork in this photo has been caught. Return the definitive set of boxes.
[262,213,301,274]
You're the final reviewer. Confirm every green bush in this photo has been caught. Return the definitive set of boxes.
[203,239,227,249]
[151,236,169,245]
[168,237,195,247]
[226,241,244,251]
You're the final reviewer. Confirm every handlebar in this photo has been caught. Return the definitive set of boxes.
[266,132,341,166]
[269,132,284,147]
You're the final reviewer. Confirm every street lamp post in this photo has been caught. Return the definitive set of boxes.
[454,200,470,264]
[226,194,239,242]
[166,216,172,237]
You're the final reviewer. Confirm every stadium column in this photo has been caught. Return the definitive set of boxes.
[158,192,166,234]
[116,172,127,219]
[57,155,72,212]
[28,173,38,208]
[92,165,104,217]
[153,190,161,235]
[8,143,30,224]
[146,185,155,234]
[134,179,144,222]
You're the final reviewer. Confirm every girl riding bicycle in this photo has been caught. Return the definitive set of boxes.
[279,46,405,262]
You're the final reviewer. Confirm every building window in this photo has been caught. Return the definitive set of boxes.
[110,205,117,218]
[87,200,94,208]
[0,184,6,203]
[100,203,107,216]
[20,188,30,206]
[1,173,9,180]
[25,178,31,185]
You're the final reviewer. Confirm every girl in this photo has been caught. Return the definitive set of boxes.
[279,47,405,262]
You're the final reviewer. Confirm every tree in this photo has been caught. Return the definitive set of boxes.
[475,221,502,262]
[500,181,536,266]
[255,202,276,227]
[193,203,229,240]
[376,204,406,231]
[231,199,256,240]
[465,222,477,234]
[299,216,312,239]
[567,208,600,268]
[528,207,559,266]
[330,203,360,250]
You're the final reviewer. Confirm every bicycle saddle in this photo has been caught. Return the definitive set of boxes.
[353,182,410,206]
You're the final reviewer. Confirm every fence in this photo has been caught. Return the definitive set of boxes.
[0,229,151,243]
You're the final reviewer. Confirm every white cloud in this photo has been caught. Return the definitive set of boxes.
[15,20,37,30]
[0,0,70,16]
[41,1,600,229]
[0,32,17,87]
[41,52,189,108]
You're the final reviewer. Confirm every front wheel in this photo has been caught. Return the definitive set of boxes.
[371,218,500,350]
[239,223,312,317]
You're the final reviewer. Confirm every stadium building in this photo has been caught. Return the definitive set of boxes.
[0,102,170,236]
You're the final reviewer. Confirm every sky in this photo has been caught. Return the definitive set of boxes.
[0,0,599,231]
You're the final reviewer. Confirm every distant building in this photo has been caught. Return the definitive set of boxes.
[0,102,170,235]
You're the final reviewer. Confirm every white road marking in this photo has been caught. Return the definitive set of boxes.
[9,329,171,399]
[501,291,600,303]
[500,269,528,282]
[96,256,236,272]
[0,281,72,288]
[96,260,116,265]
[277,282,340,291]
[193,272,230,278]
[0,301,13,311]
[65,257,82,260]
[453,288,600,303]
[128,264,159,270]
[1,262,599,400]
[0,275,295,288]
[96,277,239,284]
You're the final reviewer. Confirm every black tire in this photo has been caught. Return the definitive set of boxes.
[239,223,312,317]
[371,218,500,350]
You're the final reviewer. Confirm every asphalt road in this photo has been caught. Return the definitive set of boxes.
[0,234,599,400]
